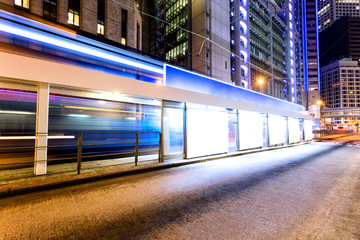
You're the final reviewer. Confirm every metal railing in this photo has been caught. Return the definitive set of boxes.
[313,129,354,138]
[0,131,162,175]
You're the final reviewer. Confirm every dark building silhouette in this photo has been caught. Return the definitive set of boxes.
[319,16,360,67]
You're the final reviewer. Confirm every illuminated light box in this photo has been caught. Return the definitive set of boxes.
[238,110,264,150]
[163,107,184,155]
[304,120,313,141]
[268,115,287,145]
[186,107,228,158]
[288,117,301,143]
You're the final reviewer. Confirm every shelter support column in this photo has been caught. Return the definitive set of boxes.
[34,82,49,175]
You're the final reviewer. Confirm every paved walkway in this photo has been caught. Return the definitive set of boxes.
[0,132,359,198]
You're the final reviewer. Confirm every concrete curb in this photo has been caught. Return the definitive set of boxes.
[0,141,311,198]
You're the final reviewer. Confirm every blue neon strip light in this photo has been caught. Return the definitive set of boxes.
[0,10,163,76]
[301,0,309,92]
[314,0,321,91]
[165,65,304,112]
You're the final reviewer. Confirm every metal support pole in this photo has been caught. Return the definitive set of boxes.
[77,133,83,174]
[35,82,49,175]
[158,133,163,163]
[265,114,270,147]
[285,117,289,145]
[236,110,240,151]
[160,99,165,162]
[184,103,188,159]
[135,132,139,166]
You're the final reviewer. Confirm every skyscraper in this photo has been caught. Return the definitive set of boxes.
[319,16,360,66]
[150,0,231,82]
[151,0,191,68]
[317,0,360,128]
[231,0,298,102]
[320,59,360,127]
[149,0,300,102]
[318,0,360,32]
[300,0,321,111]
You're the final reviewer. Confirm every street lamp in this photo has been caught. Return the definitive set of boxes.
[257,77,264,94]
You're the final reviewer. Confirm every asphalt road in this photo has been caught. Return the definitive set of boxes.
[0,141,359,240]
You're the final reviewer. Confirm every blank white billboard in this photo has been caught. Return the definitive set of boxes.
[268,115,287,145]
[186,107,228,158]
[288,118,301,143]
[238,111,264,150]
[304,119,313,141]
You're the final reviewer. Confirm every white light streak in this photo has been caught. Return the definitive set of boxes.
[0,110,35,115]
[0,136,75,140]
[0,22,163,75]
[67,114,90,118]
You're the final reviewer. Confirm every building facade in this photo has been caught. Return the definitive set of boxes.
[1,0,143,50]
[317,0,360,127]
[149,0,301,102]
[320,59,360,126]
[231,0,298,102]
[150,0,231,83]
[318,0,360,32]
[191,0,231,83]
[151,0,191,68]
[319,16,360,67]
[298,0,321,115]
[293,0,303,106]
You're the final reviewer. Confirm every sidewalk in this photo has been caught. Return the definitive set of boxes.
[1,133,357,198]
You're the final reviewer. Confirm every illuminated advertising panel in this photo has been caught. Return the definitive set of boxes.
[186,106,228,158]
[163,107,184,155]
[238,111,264,150]
[288,117,301,143]
[268,115,287,145]
[304,120,313,141]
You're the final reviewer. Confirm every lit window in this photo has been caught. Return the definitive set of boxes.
[121,37,126,45]
[15,0,29,9]
[121,9,127,45]
[68,0,80,26]
[97,0,105,35]
[97,21,104,35]
[68,9,79,26]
